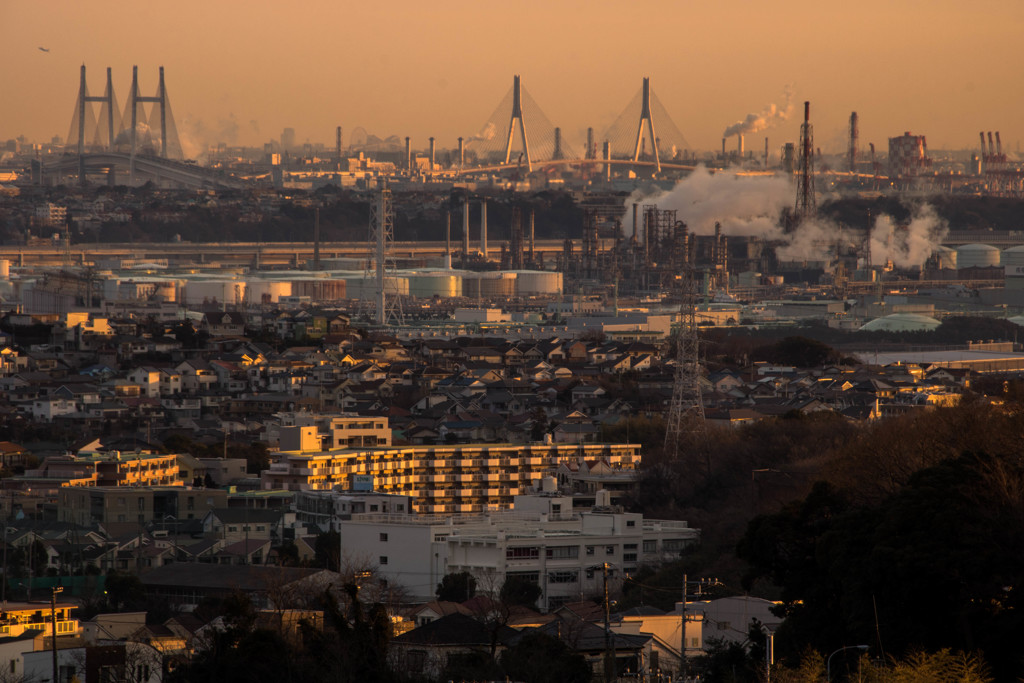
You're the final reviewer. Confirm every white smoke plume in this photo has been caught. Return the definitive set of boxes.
[722,86,795,139]
[625,166,790,238]
[869,204,948,268]
[625,167,947,267]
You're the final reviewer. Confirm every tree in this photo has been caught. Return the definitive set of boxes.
[500,632,592,683]
[499,575,542,609]
[436,571,476,602]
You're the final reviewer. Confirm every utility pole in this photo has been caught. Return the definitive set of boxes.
[51,586,64,683]
[603,562,613,683]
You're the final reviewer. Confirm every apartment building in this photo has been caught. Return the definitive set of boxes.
[262,438,640,514]
[58,486,229,527]
[334,490,698,609]
[268,413,392,449]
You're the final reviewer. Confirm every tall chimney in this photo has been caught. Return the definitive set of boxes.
[445,211,452,269]
[480,199,488,258]
[457,137,464,167]
[529,209,535,262]
[722,138,726,158]
[428,137,435,171]
[632,203,639,239]
[405,136,412,172]
[738,134,745,158]
[586,127,594,159]
[313,207,320,271]
[463,198,470,256]
[603,141,611,182]
[764,137,769,168]
[335,126,342,168]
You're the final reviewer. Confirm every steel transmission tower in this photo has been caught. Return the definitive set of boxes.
[502,75,532,172]
[367,181,403,326]
[795,101,816,219]
[664,222,705,460]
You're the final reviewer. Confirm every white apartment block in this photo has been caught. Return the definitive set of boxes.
[262,440,640,514]
[332,490,697,611]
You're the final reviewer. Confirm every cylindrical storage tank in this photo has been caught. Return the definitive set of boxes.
[247,280,292,304]
[956,243,1000,269]
[933,246,957,270]
[183,280,241,305]
[0,260,10,278]
[343,276,409,300]
[292,279,347,300]
[406,273,462,298]
[479,272,516,297]
[513,270,563,296]
[151,280,178,303]
[1002,246,1024,289]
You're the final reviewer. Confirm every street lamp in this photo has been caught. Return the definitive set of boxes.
[827,645,869,681]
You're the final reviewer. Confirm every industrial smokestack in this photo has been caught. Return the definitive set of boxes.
[428,137,435,170]
[481,199,488,258]
[632,203,639,240]
[848,112,859,172]
[722,138,726,158]
[405,137,412,172]
[458,137,464,167]
[313,207,320,271]
[336,126,342,167]
[804,101,810,123]
[529,209,535,261]
[445,211,452,269]
[586,127,594,159]
[764,137,769,168]
[463,198,470,255]
[603,141,611,182]
[738,134,744,158]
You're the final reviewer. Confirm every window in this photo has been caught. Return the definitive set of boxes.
[187,498,194,511]
[624,553,637,562]
[229,526,238,532]
[717,622,730,630]
[643,540,657,553]
[379,556,388,565]
[506,547,540,560]
[370,504,379,512]
[545,546,579,559]
[379,533,389,542]
[585,546,595,556]
[552,503,561,514]
[137,497,144,510]
[626,520,636,527]
[691,637,700,648]
[605,545,616,555]
[548,570,579,584]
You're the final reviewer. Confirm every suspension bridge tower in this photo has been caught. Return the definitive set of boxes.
[633,77,661,172]
[502,75,532,172]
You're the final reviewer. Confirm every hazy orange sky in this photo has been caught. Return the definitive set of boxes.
[4,0,1023,156]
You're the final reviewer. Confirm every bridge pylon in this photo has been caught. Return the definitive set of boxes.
[632,77,660,172]
[502,75,532,172]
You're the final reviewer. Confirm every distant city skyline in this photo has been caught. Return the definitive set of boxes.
[4,0,1024,156]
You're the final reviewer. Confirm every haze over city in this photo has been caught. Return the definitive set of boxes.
[5,0,1024,153]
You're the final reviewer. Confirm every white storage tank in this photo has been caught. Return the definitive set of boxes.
[956,243,1000,269]
[513,270,563,296]
[343,276,409,300]
[247,279,292,304]
[1002,246,1024,289]
[933,246,957,270]
[0,260,9,278]
[406,272,462,298]
[479,272,516,297]
[183,279,243,306]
